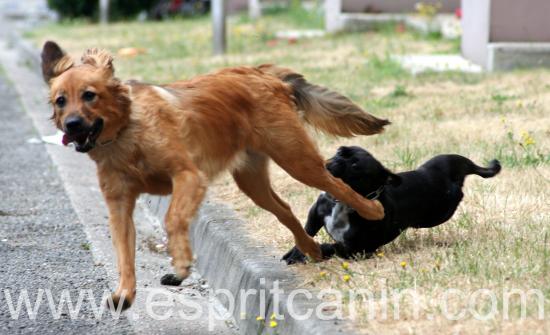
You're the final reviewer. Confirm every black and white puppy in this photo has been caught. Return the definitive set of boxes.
[282,146,501,264]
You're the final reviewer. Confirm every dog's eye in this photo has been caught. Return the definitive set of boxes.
[82,91,97,102]
[351,163,360,170]
[55,96,66,108]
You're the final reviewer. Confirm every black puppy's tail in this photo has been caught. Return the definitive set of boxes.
[470,159,502,178]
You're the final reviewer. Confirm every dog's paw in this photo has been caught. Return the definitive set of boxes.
[282,247,307,265]
[295,237,322,261]
[106,292,133,311]
[358,199,385,221]
[160,273,184,286]
[282,247,295,261]
[172,260,192,281]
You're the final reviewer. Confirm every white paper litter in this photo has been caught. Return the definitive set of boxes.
[40,130,65,146]
[393,54,483,75]
[26,138,42,144]
[275,29,326,40]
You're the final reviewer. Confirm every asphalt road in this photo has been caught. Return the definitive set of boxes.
[0,74,134,333]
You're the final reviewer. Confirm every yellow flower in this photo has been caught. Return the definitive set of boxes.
[256,316,264,321]
[376,252,384,257]
[343,274,351,282]
[270,313,277,320]
[516,101,523,108]
[520,131,535,146]
[341,261,350,270]
[319,271,327,278]
[415,2,440,18]
[269,320,278,328]
[232,27,242,37]
[400,261,407,268]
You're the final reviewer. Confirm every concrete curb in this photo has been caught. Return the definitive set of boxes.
[8,32,357,335]
[194,199,351,334]
[487,42,550,71]
[327,12,457,37]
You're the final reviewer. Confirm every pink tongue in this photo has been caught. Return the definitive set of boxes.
[62,134,70,146]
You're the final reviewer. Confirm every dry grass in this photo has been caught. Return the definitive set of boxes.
[29,9,550,334]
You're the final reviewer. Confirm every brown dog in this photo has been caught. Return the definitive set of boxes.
[41,41,389,309]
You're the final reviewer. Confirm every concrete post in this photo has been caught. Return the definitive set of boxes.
[249,0,261,19]
[325,0,343,33]
[212,0,227,55]
[99,0,109,24]
[461,0,550,70]
[461,0,490,67]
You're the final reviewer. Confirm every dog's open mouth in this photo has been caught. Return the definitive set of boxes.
[62,118,104,153]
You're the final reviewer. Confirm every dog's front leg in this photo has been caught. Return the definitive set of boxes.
[104,192,138,310]
[160,170,207,286]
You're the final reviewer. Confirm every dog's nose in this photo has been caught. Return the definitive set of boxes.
[64,115,85,133]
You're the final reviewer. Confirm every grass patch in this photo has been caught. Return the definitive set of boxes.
[491,92,517,105]
[392,146,422,170]
[416,70,485,85]
[493,130,550,168]
[388,84,411,98]
[366,54,408,83]
[262,1,324,29]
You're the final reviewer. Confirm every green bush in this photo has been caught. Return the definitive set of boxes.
[47,0,96,19]
[111,0,159,19]
[47,0,159,20]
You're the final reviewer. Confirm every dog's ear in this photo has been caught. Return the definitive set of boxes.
[337,146,353,157]
[41,41,73,84]
[81,48,114,77]
[386,171,402,187]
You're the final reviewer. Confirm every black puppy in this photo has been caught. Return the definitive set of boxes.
[282,146,501,264]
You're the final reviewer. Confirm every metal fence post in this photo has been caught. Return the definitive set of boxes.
[212,0,227,55]
[100,0,109,24]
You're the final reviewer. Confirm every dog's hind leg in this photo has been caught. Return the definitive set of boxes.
[282,197,327,264]
[259,119,384,221]
[232,152,322,261]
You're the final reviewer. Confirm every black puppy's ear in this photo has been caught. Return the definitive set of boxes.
[41,41,73,84]
[386,172,402,186]
[337,146,353,157]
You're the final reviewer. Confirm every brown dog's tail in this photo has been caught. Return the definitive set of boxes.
[259,64,390,137]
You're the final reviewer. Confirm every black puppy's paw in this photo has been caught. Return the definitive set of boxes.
[319,243,338,259]
[160,273,184,286]
[282,247,307,265]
